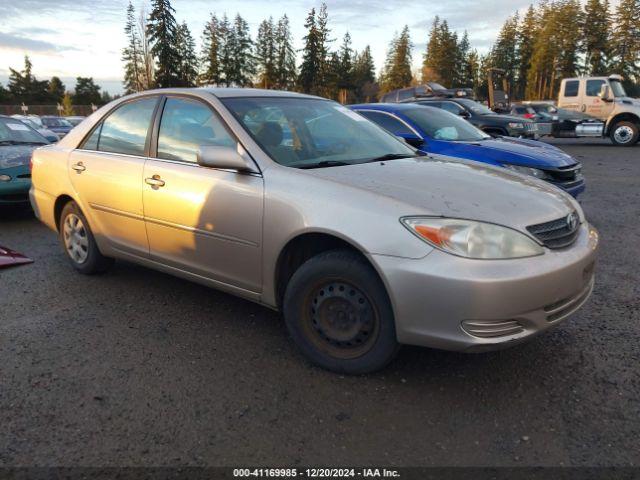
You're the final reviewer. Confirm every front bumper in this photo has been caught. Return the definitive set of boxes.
[372,223,599,352]
[0,166,31,204]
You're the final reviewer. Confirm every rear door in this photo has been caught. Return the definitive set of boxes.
[559,79,581,112]
[69,96,159,257]
[142,95,264,292]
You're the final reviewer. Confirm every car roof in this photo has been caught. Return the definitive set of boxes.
[132,87,325,100]
[349,103,434,112]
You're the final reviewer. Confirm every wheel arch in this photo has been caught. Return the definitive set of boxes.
[272,231,387,310]
[605,112,640,135]
[53,194,76,232]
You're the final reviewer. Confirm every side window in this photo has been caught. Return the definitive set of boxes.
[157,97,236,163]
[97,97,158,156]
[358,111,412,135]
[586,79,605,97]
[81,124,101,151]
[439,102,464,115]
[397,89,414,101]
[564,80,579,97]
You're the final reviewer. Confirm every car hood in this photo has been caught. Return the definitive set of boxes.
[449,137,578,168]
[0,144,37,170]
[308,155,578,233]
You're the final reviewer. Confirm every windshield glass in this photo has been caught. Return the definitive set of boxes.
[609,80,627,97]
[456,99,494,115]
[221,97,416,168]
[42,117,72,127]
[0,117,47,144]
[403,107,491,142]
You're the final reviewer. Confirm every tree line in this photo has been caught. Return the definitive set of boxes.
[0,56,115,106]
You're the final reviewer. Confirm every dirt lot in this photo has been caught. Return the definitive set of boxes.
[0,139,638,467]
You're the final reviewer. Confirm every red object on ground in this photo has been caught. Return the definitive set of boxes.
[0,245,33,269]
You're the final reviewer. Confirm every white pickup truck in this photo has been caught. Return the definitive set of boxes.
[557,74,640,146]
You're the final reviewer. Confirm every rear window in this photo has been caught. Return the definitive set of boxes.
[564,80,579,97]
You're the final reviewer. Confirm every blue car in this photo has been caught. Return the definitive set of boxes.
[350,103,585,198]
[40,116,73,138]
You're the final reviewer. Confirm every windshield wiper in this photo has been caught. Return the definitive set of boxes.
[362,153,421,163]
[290,160,352,169]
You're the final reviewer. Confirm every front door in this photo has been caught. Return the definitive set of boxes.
[142,96,264,293]
[68,96,159,256]
[584,79,615,120]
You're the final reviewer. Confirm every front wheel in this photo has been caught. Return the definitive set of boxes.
[283,250,399,374]
[59,201,113,274]
[610,121,639,146]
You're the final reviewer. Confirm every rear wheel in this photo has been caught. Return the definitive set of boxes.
[283,250,399,374]
[59,201,113,274]
[609,121,639,146]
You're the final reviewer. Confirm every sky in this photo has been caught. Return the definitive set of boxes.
[0,0,552,95]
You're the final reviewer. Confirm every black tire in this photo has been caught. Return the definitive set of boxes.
[609,121,639,146]
[59,201,113,274]
[283,249,399,374]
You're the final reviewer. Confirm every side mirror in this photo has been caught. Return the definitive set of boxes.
[598,84,613,102]
[458,110,471,119]
[197,145,257,173]
[395,133,424,148]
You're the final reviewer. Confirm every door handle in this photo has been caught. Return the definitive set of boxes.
[71,162,86,173]
[145,174,165,188]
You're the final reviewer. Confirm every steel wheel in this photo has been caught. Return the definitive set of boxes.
[63,213,89,264]
[613,125,634,144]
[303,279,380,360]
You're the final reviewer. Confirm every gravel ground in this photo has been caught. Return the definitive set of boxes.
[0,139,638,467]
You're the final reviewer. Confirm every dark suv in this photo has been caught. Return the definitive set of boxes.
[403,98,538,139]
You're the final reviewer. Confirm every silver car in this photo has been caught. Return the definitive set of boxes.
[30,88,599,373]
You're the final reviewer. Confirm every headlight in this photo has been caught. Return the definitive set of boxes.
[0,174,11,182]
[503,164,551,180]
[507,122,524,129]
[401,217,544,259]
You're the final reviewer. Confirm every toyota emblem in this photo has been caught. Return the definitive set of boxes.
[567,212,578,231]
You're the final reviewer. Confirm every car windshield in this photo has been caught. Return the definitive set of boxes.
[402,107,491,142]
[42,117,72,127]
[456,99,494,115]
[221,97,417,168]
[609,80,627,97]
[0,117,48,144]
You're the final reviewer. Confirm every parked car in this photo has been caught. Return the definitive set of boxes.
[350,103,585,198]
[400,97,539,139]
[40,116,73,138]
[64,116,86,127]
[30,88,598,373]
[0,115,49,205]
[508,104,553,136]
[11,115,60,142]
[520,102,600,138]
[380,83,474,103]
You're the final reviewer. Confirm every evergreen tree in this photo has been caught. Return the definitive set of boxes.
[516,5,538,99]
[73,77,101,105]
[227,14,255,87]
[256,17,277,88]
[610,0,640,89]
[422,18,458,86]
[8,56,50,104]
[48,76,65,103]
[490,14,519,92]
[455,31,471,87]
[352,46,377,102]
[200,13,223,86]
[336,32,354,102]
[147,0,180,87]
[123,1,144,93]
[316,3,333,96]
[0,83,9,103]
[298,7,323,94]
[218,14,234,86]
[274,14,297,89]
[583,0,611,75]
[176,22,198,87]
[381,25,412,93]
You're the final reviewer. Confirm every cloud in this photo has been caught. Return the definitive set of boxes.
[3,0,124,19]
[0,32,78,54]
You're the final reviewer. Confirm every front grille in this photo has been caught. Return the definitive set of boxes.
[545,164,582,185]
[527,212,581,249]
[545,278,594,322]
[524,122,537,132]
[17,173,31,179]
[461,319,525,338]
